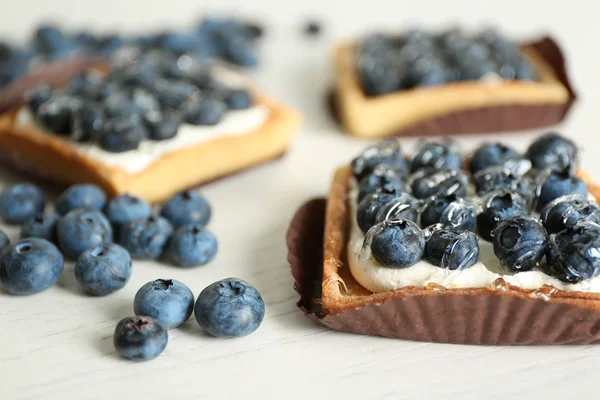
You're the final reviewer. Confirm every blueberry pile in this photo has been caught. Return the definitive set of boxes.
[25,50,256,153]
[356,27,537,96]
[0,17,263,88]
[353,133,600,283]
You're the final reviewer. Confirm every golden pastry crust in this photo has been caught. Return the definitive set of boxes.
[334,42,571,138]
[0,92,301,203]
[321,165,600,315]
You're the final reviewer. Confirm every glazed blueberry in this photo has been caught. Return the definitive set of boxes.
[70,103,104,142]
[75,243,132,296]
[369,220,425,268]
[476,190,529,242]
[421,194,476,231]
[423,225,479,270]
[169,225,218,267]
[351,140,409,181]
[410,141,462,173]
[473,166,535,202]
[184,97,227,126]
[541,195,600,234]
[119,216,173,260]
[134,279,194,328]
[374,192,419,225]
[492,215,548,273]
[99,116,145,153]
[36,94,79,135]
[66,72,104,98]
[0,238,63,295]
[25,85,53,114]
[545,221,600,283]
[0,183,45,224]
[131,89,160,115]
[357,56,403,96]
[143,110,181,141]
[161,191,212,228]
[113,316,168,361]
[537,168,587,211]
[33,25,66,54]
[57,208,113,259]
[104,194,152,227]
[103,91,136,118]
[154,80,198,109]
[358,164,406,202]
[410,168,468,199]
[20,212,60,242]
[356,190,400,233]
[526,133,578,172]
[0,230,9,253]
[469,143,522,175]
[194,278,265,338]
[224,89,253,110]
[56,184,106,215]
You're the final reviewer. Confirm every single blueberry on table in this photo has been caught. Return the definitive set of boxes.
[304,21,322,36]
[374,192,419,225]
[160,190,212,228]
[526,132,577,172]
[21,212,60,242]
[113,316,168,361]
[536,168,587,212]
[134,279,194,329]
[56,208,113,259]
[541,194,600,234]
[492,215,548,273]
[410,168,468,199]
[224,89,254,110]
[469,143,522,175]
[423,225,479,270]
[194,278,265,338]
[56,184,106,215]
[351,140,409,181]
[368,220,425,268]
[544,221,600,283]
[410,141,462,173]
[184,97,227,126]
[0,238,64,295]
[104,194,152,227]
[356,189,401,233]
[358,164,406,202]
[119,216,173,260]
[476,190,530,242]
[0,183,45,224]
[169,224,218,267]
[75,243,131,296]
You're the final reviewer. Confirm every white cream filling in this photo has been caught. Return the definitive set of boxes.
[16,105,270,175]
[347,181,600,293]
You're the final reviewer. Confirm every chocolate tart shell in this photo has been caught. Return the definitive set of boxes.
[329,36,577,137]
[288,198,600,345]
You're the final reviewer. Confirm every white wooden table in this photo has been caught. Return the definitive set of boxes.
[1,1,598,398]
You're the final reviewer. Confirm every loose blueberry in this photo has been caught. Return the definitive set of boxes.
[134,279,194,329]
[99,116,145,153]
[476,190,529,242]
[541,194,600,234]
[0,238,63,295]
[356,189,401,233]
[351,140,408,181]
[142,110,181,141]
[423,225,479,270]
[369,220,425,268]
[545,221,600,283]
[104,194,152,227]
[184,97,227,126]
[25,85,53,114]
[526,132,578,172]
[304,21,322,36]
[113,316,168,361]
[119,216,173,260]
[75,243,132,296]
[194,278,265,338]
[410,168,468,199]
[169,224,218,267]
[410,141,462,173]
[21,212,60,242]
[56,184,106,215]
[357,164,406,202]
[374,192,419,225]
[537,168,587,212]
[492,215,548,273]
[56,208,113,259]
[469,143,521,175]
[160,190,211,228]
[0,183,45,224]
[224,89,254,110]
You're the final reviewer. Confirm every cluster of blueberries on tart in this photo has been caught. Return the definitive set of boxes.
[0,182,266,360]
[0,17,263,88]
[23,49,257,154]
[356,27,537,96]
[351,133,600,288]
